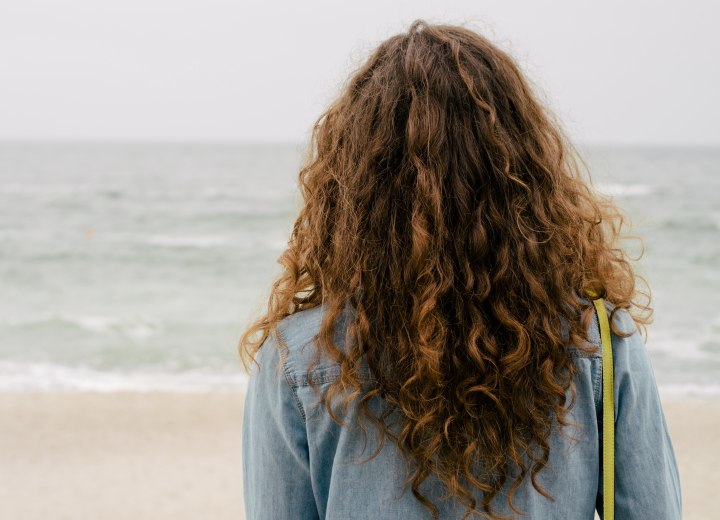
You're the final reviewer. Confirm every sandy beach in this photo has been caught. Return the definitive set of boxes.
[0,392,715,520]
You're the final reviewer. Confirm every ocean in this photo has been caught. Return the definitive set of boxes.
[0,142,718,396]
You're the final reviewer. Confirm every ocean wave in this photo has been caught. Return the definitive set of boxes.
[137,234,234,248]
[658,384,720,401]
[0,183,95,196]
[5,313,162,340]
[596,183,654,197]
[659,215,720,231]
[649,337,713,361]
[0,360,717,399]
[100,231,288,251]
[0,361,248,393]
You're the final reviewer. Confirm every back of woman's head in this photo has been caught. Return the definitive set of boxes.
[240,19,651,520]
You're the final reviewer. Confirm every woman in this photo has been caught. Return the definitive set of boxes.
[239,20,681,520]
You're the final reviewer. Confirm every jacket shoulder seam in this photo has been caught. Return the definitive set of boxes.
[273,327,308,421]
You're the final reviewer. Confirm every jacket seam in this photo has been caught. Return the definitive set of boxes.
[567,350,602,359]
[274,327,308,422]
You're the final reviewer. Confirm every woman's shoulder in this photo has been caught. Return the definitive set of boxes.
[273,303,375,386]
[566,295,641,355]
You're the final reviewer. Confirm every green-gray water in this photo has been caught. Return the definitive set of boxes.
[0,143,718,395]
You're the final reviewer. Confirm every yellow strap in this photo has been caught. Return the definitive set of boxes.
[589,293,614,520]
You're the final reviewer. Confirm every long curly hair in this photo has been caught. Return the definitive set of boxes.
[239,19,652,519]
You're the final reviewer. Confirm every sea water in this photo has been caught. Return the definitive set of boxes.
[0,142,718,396]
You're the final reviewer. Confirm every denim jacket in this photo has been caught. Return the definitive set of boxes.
[242,299,682,519]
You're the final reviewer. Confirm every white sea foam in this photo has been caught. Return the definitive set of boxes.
[596,183,654,197]
[0,361,248,393]
[41,313,162,340]
[0,183,95,196]
[649,335,716,361]
[140,234,233,248]
[96,230,287,251]
[657,384,720,401]
[0,361,716,399]
[98,231,234,248]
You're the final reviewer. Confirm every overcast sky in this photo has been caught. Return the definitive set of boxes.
[0,0,717,145]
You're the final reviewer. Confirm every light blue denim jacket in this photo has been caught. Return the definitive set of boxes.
[242,299,682,519]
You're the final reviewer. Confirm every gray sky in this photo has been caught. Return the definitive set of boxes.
[1,0,717,145]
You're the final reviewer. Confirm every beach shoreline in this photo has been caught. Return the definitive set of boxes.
[0,391,715,519]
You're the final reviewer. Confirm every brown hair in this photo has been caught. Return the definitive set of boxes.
[239,19,652,519]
